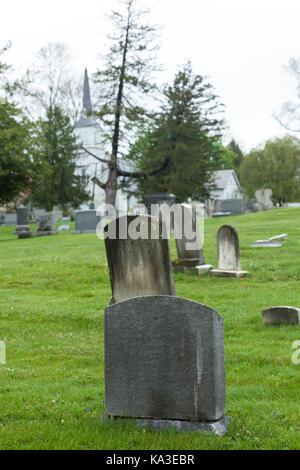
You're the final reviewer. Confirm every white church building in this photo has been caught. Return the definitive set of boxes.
[74,69,138,213]
[209,169,242,200]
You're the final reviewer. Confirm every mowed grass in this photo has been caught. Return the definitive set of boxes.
[0,208,300,450]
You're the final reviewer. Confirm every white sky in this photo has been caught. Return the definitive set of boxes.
[1,0,300,152]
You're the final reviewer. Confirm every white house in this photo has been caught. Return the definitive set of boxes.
[74,69,138,213]
[209,169,242,200]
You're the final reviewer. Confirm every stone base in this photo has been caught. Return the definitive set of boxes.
[14,225,33,239]
[102,415,230,436]
[210,269,248,278]
[18,232,33,239]
[35,231,58,237]
[195,264,213,275]
[172,259,212,274]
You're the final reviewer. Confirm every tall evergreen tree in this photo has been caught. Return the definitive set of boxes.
[31,105,89,211]
[86,0,166,206]
[227,139,244,170]
[129,62,225,202]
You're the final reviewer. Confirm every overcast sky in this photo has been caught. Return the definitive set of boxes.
[1,0,300,152]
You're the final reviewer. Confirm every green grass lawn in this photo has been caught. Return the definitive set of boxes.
[0,208,300,450]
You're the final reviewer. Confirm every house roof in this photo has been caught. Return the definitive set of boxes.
[212,169,241,190]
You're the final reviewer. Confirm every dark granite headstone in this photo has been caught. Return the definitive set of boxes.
[220,199,244,216]
[144,193,176,215]
[104,215,175,304]
[73,210,101,234]
[262,306,300,325]
[104,295,226,423]
[16,206,29,225]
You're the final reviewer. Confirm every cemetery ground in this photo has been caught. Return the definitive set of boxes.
[0,208,300,450]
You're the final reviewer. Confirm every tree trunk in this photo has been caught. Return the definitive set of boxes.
[105,166,119,206]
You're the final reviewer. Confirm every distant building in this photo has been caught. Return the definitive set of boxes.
[209,169,242,200]
[74,69,138,213]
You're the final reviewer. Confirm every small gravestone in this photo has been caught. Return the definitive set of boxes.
[36,213,57,236]
[172,204,212,274]
[0,214,4,225]
[14,206,32,239]
[104,295,228,435]
[262,306,300,325]
[210,225,248,278]
[72,210,101,234]
[16,206,29,225]
[104,215,175,304]
[255,189,274,210]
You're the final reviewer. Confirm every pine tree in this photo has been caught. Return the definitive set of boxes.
[31,105,89,211]
[87,0,165,206]
[130,62,225,202]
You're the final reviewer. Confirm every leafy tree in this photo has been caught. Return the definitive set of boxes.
[31,105,89,211]
[0,45,33,205]
[127,62,225,202]
[240,135,300,204]
[86,0,165,206]
[0,99,32,205]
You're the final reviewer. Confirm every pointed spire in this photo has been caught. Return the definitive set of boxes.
[82,68,92,114]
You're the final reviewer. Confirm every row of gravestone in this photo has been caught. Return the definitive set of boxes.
[102,211,300,436]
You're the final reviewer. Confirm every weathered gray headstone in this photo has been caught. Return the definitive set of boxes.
[220,199,244,216]
[262,306,300,325]
[3,214,17,226]
[255,189,274,210]
[36,212,57,236]
[14,206,32,239]
[16,206,29,225]
[73,210,101,234]
[104,215,175,304]
[210,225,248,278]
[104,295,227,430]
[172,204,212,274]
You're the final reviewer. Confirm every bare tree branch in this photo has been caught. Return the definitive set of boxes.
[81,145,111,164]
[116,157,170,178]
[91,176,107,190]
[273,114,300,133]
